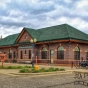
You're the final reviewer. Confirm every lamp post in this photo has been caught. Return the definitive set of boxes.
[30,38,37,67]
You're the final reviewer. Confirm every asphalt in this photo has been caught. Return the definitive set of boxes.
[0,62,88,76]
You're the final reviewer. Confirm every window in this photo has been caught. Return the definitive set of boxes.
[24,50,26,54]
[57,46,64,59]
[74,47,80,60]
[41,48,47,59]
[24,35,28,39]
[4,52,6,54]
[8,49,12,59]
[13,52,16,58]
[29,50,31,59]
[20,51,23,59]
[86,49,88,60]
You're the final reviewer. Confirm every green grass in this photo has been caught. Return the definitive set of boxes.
[0,65,32,69]
[19,68,30,73]
[19,67,65,73]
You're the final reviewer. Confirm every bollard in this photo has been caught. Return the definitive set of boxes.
[35,65,39,70]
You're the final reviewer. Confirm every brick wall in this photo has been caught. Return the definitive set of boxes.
[0,41,88,65]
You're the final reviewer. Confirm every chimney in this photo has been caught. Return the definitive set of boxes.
[0,35,2,40]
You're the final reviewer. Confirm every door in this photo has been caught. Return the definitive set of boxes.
[29,50,31,59]
[20,51,23,59]
[50,50,54,64]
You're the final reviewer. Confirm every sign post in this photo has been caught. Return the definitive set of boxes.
[35,56,39,70]
[0,54,6,68]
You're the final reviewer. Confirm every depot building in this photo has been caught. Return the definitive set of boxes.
[0,24,88,65]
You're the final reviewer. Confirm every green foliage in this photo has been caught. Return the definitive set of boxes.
[0,66,3,69]
[54,68,59,71]
[39,68,46,72]
[19,68,29,73]
[0,65,32,69]
[48,67,55,72]
[5,66,12,69]
[16,66,23,69]
[31,68,39,73]
[45,69,50,72]
[59,68,65,71]
[24,66,32,68]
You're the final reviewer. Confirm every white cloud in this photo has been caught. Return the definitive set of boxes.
[0,0,88,37]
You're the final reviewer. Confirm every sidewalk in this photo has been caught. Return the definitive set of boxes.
[0,62,87,76]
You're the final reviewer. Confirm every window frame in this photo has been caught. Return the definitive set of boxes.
[57,46,64,59]
[74,46,80,60]
[41,48,47,59]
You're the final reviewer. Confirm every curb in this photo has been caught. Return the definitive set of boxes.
[9,71,72,76]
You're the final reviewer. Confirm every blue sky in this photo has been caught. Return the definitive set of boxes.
[0,0,88,37]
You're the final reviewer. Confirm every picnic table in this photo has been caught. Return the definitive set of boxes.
[74,71,88,86]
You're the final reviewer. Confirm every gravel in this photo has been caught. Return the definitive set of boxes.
[0,73,87,88]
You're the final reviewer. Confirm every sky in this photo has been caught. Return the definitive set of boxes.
[0,0,88,38]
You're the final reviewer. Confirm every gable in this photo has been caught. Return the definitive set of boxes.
[15,29,32,43]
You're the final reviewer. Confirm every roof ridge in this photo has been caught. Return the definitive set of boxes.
[68,24,88,36]
[65,24,70,38]
[37,23,66,30]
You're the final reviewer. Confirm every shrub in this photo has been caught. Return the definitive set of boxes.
[59,68,65,71]
[45,69,50,72]
[31,68,39,73]
[16,66,23,69]
[48,67,55,72]
[5,66,12,69]
[24,66,32,68]
[19,68,29,73]
[39,68,46,72]
[0,66,3,69]
[54,68,59,71]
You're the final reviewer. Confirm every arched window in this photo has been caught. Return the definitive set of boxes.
[74,46,80,60]
[86,49,88,60]
[57,46,64,59]
[41,48,47,59]
[13,52,17,58]
[8,49,12,59]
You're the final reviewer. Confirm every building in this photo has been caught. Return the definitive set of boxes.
[0,24,88,65]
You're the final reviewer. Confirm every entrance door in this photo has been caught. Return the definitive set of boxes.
[20,51,23,59]
[29,50,31,59]
[50,50,54,64]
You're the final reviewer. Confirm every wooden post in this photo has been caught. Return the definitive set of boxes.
[35,56,39,70]
[1,60,4,69]
[0,54,6,69]
[36,56,37,65]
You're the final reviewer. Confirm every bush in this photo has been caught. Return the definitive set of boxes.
[4,66,23,69]
[31,68,39,73]
[0,65,32,69]
[24,66,32,68]
[45,69,50,72]
[16,66,23,69]
[5,66,12,69]
[19,68,29,73]
[39,68,46,72]
[54,68,59,71]
[48,67,55,72]
[59,68,65,71]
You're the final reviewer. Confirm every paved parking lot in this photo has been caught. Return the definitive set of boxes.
[0,73,88,88]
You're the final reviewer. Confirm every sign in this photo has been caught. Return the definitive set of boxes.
[0,54,6,68]
[0,54,6,61]
[19,46,34,49]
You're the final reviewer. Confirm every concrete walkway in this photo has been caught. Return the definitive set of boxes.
[0,62,88,76]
